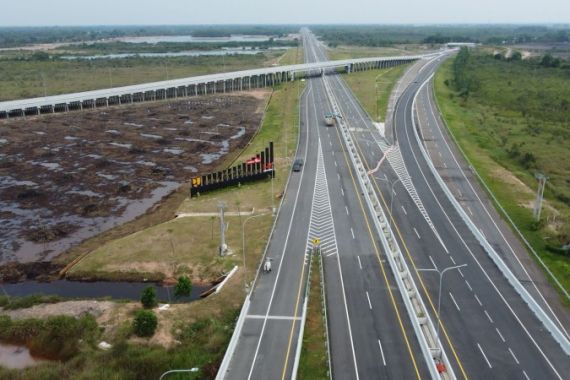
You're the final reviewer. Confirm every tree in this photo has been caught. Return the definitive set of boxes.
[132,310,158,337]
[140,286,157,309]
[174,276,192,297]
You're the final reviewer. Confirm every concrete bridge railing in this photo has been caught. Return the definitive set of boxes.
[0,54,438,119]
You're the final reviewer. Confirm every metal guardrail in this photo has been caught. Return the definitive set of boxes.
[412,75,570,357]
[322,75,455,380]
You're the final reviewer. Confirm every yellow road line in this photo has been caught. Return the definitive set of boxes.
[332,124,422,380]
[349,97,469,379]
[280,248,308,380]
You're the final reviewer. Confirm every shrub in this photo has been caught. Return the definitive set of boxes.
[133,310,158,337]
[141,286,157,309]
[174,276,192,297]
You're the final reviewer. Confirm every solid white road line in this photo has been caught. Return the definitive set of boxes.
[357,256,363,270]
[247,315,301,321]
[509,347,520,365]
[477,343,493,368]
[484,310,494,324]
[378,340,387,366]
[474,294,483,307]
[366,291,372,310]
[351,228,355,239]
[496,328,506,343]
[401,205,407,215]
[449,292,460,311]
[413,227,421,239]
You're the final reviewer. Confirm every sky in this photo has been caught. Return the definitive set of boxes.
[0,0,568,26]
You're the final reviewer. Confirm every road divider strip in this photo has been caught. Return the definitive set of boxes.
[322,75,456,380]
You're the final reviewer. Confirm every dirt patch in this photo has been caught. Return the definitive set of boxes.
[0,93,267,265]
[490,166,533,195]
[0,300,115,320]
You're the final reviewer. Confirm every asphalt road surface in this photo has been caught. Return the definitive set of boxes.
[316,33,570,379]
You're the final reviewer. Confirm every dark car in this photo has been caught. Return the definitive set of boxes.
[292,159,304,172]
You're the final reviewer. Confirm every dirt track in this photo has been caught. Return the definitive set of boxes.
[0,93,267,264]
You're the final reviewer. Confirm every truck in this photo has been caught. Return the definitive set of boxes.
[324,113,335,126]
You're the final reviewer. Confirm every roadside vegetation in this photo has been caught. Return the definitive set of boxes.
[313,25,570,47]
[435,47,570,299]
[340,64,410,122]
[297,254,329,380]
[328,45,430,61]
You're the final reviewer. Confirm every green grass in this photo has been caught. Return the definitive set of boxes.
[297,254,329,380]
[0,52,283,101]
[0,295,63,310]
[328,45,428,60]
[0,309,238,380]
[341,64,410,122]
[434,51,570,302]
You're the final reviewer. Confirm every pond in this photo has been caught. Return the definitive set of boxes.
[60,47,285,60]
[1,280,209,303]
[114,35,274,44]
[0,343,46,369]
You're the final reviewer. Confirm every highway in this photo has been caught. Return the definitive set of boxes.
[309,29,570,378]
[301,30,430,379]
[219,30,431,379]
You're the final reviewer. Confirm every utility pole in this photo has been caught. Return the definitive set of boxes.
[533,173,548,221]
[218,202,227,256]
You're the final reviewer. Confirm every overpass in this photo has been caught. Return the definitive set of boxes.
[0,54,433,119]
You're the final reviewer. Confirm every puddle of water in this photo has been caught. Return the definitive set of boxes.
[109,142,132,149]
[0,343,45,369]
[163,148,184,155]
[140,133,162,139]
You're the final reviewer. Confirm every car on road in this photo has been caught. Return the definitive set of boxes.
[292,159,304,172]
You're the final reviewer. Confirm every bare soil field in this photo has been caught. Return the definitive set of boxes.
[0,94,267,264]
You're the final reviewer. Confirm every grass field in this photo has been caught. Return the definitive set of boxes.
[297,254,329,380]
[341,64,410,122]
[0,51,285,101]
[434,50,570,300]
[328,44,430,61]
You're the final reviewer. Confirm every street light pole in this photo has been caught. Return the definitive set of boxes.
[375,175,405,229]
[418,263,467,349]
[241,213,268,294]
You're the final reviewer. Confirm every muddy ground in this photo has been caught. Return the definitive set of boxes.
[0,93,267,265]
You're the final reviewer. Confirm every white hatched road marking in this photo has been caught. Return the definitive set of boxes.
[307,140,339,259]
